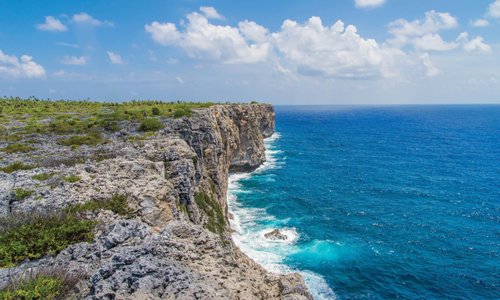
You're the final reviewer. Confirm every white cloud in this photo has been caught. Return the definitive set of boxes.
[272,17,407,78]
[388,11,458,49]
[457,32,492,53]
[72,13,113,27]
[389,11,458,37]
[37,16,67,32]
[61,56,86,66]
[200,6,224,20]
[470,19,489,27]
[412,34,457,51]
[145,8,271,64]
[107,51,124,64]
[419,53,440,77]
[488,0,500,18]
[0,50,46,78]
[354,0,386,9]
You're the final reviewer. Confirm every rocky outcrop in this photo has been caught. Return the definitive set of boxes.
[0,104,312,299]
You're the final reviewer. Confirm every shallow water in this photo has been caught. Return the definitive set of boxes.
[228,105,500,299]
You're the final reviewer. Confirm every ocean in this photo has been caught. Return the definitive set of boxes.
[227,105,499,299]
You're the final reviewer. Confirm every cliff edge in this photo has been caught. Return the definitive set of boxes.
[0,103,312,299]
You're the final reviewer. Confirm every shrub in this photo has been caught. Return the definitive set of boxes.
[59,132,103,147]
[138,118,163,132]
[0,162,35,173]
[64,174,81,183]
[66,194,131,217]
[1,143,35,154]
[194,192,225,235]
[173,108,192,118]
[32,172,55,181]
[0,212,95,267]
[151,107,160,115]
[14,188,33,201]
[0,267,80,299]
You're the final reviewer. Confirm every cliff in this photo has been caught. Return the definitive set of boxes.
[0,104,311,299]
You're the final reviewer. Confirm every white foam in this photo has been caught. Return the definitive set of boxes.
[227,132,336,299]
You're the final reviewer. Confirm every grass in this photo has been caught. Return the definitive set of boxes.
[63,174,81,183]
[0,162,36,173]
[0,212,95,268]
[32,172,55,181]
[1,143,35,154]
[138,118,163,132]
[66,194,132,217]
[194,192,225,236]
[59,132,103,147]
[14,188,34,201]
[0,267,80,299]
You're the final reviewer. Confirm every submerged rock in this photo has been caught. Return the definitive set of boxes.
[265,229,288,241]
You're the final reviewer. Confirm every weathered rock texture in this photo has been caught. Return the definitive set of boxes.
[0,104,312,299]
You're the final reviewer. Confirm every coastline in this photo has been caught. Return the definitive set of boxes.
[227,132,336,300]
[0,102,313,299]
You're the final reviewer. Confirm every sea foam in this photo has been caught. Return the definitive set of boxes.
[227,132,336,300]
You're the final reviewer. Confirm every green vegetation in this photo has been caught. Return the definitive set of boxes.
[66,194,132,217]
[151,107,160,115]
[138,118,163,132]
[14,188,34,201]
[194,192,225,236]
[0,268,80,299]
[173,108,192,118]
[59,132,103,147]
[1,143,35,153]
[0,162,36,173]
[0,212,95,268]
[32,172,55,181]
[63,174,81,183]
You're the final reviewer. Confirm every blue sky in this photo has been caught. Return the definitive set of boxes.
[0,0,499,104]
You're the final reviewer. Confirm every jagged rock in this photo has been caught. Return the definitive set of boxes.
[0,104,312,300]
[265,229,288,241]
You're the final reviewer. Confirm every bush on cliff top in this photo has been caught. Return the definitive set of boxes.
[0,162,36,173]
[0,212,95,268]
[138,118,163,132]
[65,194,132,217]
[1,143,35,154]
[0,267,80,299]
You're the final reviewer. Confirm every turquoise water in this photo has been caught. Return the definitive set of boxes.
[228,105,499,299]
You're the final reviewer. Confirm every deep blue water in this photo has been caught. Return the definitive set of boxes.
[228,105,500,299]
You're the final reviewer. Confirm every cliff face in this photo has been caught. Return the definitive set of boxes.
[0,104,311,299]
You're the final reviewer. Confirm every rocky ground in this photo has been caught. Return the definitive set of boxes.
[0,103,312,299]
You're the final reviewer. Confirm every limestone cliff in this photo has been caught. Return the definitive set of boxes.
[0,104,312,299]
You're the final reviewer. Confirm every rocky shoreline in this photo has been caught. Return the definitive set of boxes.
[0,103,312,299]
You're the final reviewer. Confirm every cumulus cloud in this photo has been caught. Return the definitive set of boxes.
[200,6,224,20]
[457,32,492,53]
[488,0,500,18]
[0,50,46,78]
[37,16,67,32]
[470,19,489,27]
[354,0,386,9]
[72,13,114,27]
[61,56,86,65]
[388,11,458,49]
[272,17,406,78]
[412,34,457,51]
[107,51,124,64]
[145,8,271,64]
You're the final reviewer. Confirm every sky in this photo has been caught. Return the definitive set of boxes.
[0,0,499,104]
